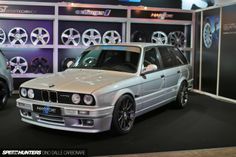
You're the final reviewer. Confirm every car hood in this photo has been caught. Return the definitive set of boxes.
[22,69,135,94]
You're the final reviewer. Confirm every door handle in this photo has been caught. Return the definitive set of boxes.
[161,75,165,78]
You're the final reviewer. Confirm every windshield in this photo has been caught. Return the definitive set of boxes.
[72,45,141,73]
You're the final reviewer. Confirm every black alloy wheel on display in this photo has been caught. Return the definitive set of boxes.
[0,81,9,109]
[31,57,50,74]
[131,31,147,42]
[112,95,136,135]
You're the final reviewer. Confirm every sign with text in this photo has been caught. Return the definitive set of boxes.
[59,7,127,18]
[0,5,54,15]
[131,10,192,21]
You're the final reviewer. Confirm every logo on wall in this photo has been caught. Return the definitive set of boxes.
[75,9,111,16]
[181,0,213,10]
[0,6,8,13]
[223,23,236,35]
[0,5,34,14]
[150,12,174,19]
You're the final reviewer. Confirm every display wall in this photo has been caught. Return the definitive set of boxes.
[194,2,236,102]
[201,8,220,94]
[0,1,194,90]
[219,4,236,100]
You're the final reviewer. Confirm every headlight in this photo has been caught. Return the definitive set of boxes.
[72,94,81,104]
[20,88,27,97]
[83,95,94,105]
[27,89,34,99]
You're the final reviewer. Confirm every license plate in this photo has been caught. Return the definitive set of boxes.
[33,105,61,116]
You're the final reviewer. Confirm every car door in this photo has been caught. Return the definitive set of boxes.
[158,46,181,98]
[139,47,165,110]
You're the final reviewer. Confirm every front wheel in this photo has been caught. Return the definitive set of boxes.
[0,81,9,109]
[176,82,189,108]
[111,95,136,135]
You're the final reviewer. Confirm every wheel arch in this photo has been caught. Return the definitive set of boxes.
[111,88,136,107]
[177,77,188,92]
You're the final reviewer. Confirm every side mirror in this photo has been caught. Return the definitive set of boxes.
[141,64,158,75]
[66,60,75,68]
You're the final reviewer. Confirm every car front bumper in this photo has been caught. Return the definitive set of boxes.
[16,98,114,133]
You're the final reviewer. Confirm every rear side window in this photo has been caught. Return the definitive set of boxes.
[168,47,188,65]
[158,47,179,68]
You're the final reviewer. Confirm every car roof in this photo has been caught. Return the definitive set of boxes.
[96,43,173,48]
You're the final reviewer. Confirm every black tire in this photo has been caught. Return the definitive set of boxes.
[0,81,9,109]
[175,81,189,109]
[111,95,136,135]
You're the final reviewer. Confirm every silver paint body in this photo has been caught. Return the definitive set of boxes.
[16,43,193,133]
[0,51,13,94]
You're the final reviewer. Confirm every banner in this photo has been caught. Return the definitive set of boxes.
[201,8,220,94]
[0,5,54,15]
[131,10,192,21]
[59,7,127,18]
[219,4,236,100]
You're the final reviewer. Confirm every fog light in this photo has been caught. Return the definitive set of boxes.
[21,109,28,116]
[83,119,94,126]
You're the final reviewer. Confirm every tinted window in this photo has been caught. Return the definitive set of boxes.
[168,47,188,65]
[143,47,161,70]
[158,47,179,68]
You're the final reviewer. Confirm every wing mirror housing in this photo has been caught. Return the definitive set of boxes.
[141,64,158,75]
[66,60,75,68]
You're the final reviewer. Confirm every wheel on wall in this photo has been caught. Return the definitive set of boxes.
[8,27,28,45]
[168,31,186,48]
[131,31,147,42]
[61,57,76,71]
[151,31,168,44]
[9,56,28,74]
[102,30,121,44]
[0,28,6,45]
[61,28,81,46]
[111,95,136,135]
[0,81,9,110]
[31,57,50,74]
[31,27,50,45]
[82,29,101,46]
[203,22,213,48]
[175,81,189,108]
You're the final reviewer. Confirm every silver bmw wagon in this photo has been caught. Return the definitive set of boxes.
[17,43,193,134]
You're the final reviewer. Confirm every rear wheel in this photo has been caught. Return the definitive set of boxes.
[0,81,9,109]
[111,95,136,135]
[176,82,188,108]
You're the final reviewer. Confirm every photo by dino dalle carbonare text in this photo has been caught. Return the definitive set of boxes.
[1,149,87,156]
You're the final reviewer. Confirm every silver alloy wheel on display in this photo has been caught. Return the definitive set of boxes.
[61,28,81,46]
[10,56,28,74]
[82,29,101,46]
[0,28,6,45]
[102,30,121,44]
[203,23,213,48]
[168,31,186,48]
[31,27,50,45]
[151,31,168,44]
[8,27,28,45]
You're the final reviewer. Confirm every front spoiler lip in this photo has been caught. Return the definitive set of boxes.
[21,117,108,133]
